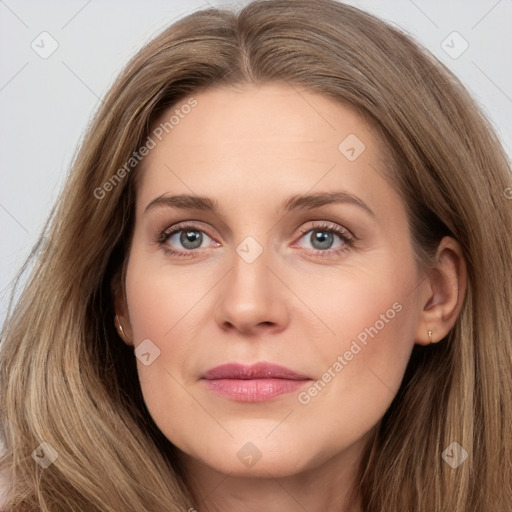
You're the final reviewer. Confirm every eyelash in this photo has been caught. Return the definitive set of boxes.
[155,221,356,258]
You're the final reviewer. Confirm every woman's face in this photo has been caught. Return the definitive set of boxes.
[119,83,426,478]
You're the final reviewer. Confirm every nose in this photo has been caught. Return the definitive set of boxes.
[213,242,290,337]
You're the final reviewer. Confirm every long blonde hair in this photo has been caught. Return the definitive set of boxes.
[1,1,511,510]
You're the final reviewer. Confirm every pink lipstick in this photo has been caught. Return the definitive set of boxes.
[201,362,311,402]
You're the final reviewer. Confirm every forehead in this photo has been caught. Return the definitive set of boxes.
[149,83,370,146]
[135,83,400,219]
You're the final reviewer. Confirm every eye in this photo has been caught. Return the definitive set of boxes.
[294,222,355,257]
[156,220,355,258]
[156,222,217,257]
[169,229,210,250]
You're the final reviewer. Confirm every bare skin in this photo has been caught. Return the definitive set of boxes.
[115,83,466,511]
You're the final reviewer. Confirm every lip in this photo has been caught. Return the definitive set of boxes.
[201,362,311,402]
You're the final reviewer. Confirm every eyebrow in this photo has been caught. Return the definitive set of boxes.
[144,191,375,217]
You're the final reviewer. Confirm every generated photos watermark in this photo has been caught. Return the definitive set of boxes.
[93,97,198,200]
[297,301,403,405]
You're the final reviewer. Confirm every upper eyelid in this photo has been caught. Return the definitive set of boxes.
[296,222,353,238]
[163,220,210,233]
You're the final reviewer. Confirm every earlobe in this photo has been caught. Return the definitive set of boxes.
[414,236,467,346]
[113,285,134,346]
[114,313,131,345]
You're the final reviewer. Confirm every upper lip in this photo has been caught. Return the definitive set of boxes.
[201,362,310,380]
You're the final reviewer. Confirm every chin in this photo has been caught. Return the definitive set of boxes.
[187,436,323,479]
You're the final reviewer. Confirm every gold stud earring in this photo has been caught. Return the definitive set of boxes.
[428,329,433,344]
[115,314,126,341]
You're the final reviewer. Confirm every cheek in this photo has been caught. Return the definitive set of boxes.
[124,250,211,342]
[294,318,414,461]
[123,252,219,433]
[295,264,418,440]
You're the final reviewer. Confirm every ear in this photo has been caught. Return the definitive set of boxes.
[112,271,134,346]
[414,236,467,346]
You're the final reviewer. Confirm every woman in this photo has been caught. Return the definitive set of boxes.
[1,0,511,510]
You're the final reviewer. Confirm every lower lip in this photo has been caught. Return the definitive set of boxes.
[203,378,310,402]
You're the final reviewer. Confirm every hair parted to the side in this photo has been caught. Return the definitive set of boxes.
[1,1,511,510]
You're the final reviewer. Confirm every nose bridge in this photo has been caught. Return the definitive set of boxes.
[230,232,273,301]
[214,230,288,333]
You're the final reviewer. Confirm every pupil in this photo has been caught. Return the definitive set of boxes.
[312,230,333,250]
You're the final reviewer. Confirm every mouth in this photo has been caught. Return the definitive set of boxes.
[200,362,312,402]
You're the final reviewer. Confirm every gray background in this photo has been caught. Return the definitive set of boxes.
[1,0,511,327]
